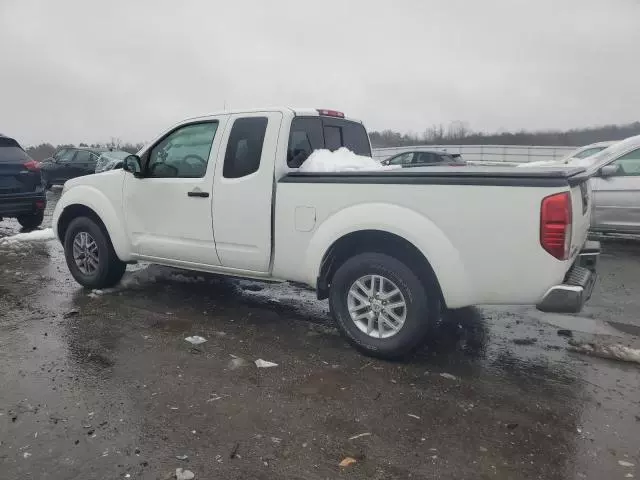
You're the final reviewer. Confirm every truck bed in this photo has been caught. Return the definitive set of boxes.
[274,164,591,309]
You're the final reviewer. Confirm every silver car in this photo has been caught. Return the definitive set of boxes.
[587,135,640,234]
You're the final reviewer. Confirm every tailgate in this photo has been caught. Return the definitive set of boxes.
[569,178,591,259]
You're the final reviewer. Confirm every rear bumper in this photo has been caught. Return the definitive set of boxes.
[0,192,47,217]
[536,240,600,314]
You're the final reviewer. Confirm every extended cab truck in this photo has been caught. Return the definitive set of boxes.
[52,107,600,359]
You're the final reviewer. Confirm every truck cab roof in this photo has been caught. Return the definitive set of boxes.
[182,107,364,125]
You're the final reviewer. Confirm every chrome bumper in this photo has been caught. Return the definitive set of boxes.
[536,241,600,314]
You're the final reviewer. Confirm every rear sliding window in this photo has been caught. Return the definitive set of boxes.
[0,137,29,163]
[287,117,371,168]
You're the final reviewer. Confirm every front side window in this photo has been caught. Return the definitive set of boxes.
[57,149,76,163]
[611,148,640,176]
[223,117,268,179]
[53,148,69,160]
[74,150,92,163]
[147,122,218,178]
[388,153,413,165]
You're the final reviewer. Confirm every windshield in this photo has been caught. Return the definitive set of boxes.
[572,146,607,159]
[581,137,640,171]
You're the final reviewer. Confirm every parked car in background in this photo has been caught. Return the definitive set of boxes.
[586,135,640,234]
[95,150,131,174]
[41,147,107,188]
[380,150,466,168]
[519,141,615,168]
[0,134,46,228]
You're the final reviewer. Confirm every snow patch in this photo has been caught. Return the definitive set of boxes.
[568,340,640,365]
[299,148,398,173]
[0,228,55,245]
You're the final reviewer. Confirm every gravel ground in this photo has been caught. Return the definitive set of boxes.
[0,189,638,480]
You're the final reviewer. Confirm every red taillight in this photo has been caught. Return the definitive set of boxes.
[317,109,345,118]
[23,160,41,172]
[540,192,572,260]
[35,200,45,210]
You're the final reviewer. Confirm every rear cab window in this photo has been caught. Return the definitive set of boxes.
[287,116,371,168]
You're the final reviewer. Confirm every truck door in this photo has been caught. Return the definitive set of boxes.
[123,116,228,265]
[212,112,283,272]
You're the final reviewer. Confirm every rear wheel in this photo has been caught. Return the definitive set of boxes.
[329,252,439,359]
[17,211,44,229]
[63,216,126,289]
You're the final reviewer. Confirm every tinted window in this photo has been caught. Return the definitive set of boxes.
[57,149,76,163]
[322,118,371,157]
[612,148,640,176]
[148,122,218,178]
[415,152,439,164]
[53,148,69,160]
[287,117,324,167]
[341,121,371,156]
[324,125,342,151]
[286,116,371,168]
[0,137,29,163]
[74,150,92,163]
[388,153,413,165]
[223,117,268,179]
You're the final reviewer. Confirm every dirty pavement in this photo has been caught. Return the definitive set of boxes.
[1,189,639,480]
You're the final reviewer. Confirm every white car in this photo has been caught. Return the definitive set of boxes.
[52,107,599,358]
[519,141,616,168]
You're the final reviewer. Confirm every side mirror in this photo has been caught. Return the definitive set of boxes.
[123,155,142,177]
[599,164,619,178]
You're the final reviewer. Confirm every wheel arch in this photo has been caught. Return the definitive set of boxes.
[307,203,474,308]
[54,187,131,261]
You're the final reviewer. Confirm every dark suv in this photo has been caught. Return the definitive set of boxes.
[0,135,46,229]
[40,147,106,188]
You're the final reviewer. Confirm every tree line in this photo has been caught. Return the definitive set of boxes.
[369,120,640,148]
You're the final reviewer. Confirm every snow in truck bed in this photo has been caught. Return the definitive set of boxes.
[299,148,396,172]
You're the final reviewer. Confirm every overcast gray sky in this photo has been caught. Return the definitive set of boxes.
[1,0,639,145]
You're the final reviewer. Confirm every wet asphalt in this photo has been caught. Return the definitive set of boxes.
[0,189,639,480]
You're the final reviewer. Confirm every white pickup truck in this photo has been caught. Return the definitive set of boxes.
[52,107,600,358]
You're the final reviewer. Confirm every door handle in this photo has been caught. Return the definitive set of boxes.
[187,190,209,198]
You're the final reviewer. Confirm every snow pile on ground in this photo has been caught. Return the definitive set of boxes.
[299,148,398,173]
[568,340,640,365]
[0,228,55,246]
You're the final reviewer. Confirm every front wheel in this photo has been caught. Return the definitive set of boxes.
[17,211,44,229]
[329,252,439,359]
[63,217,126,289]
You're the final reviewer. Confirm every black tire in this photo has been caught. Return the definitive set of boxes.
[17,211,44,229]
[63,216,126,289]
[329,252,439,359]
